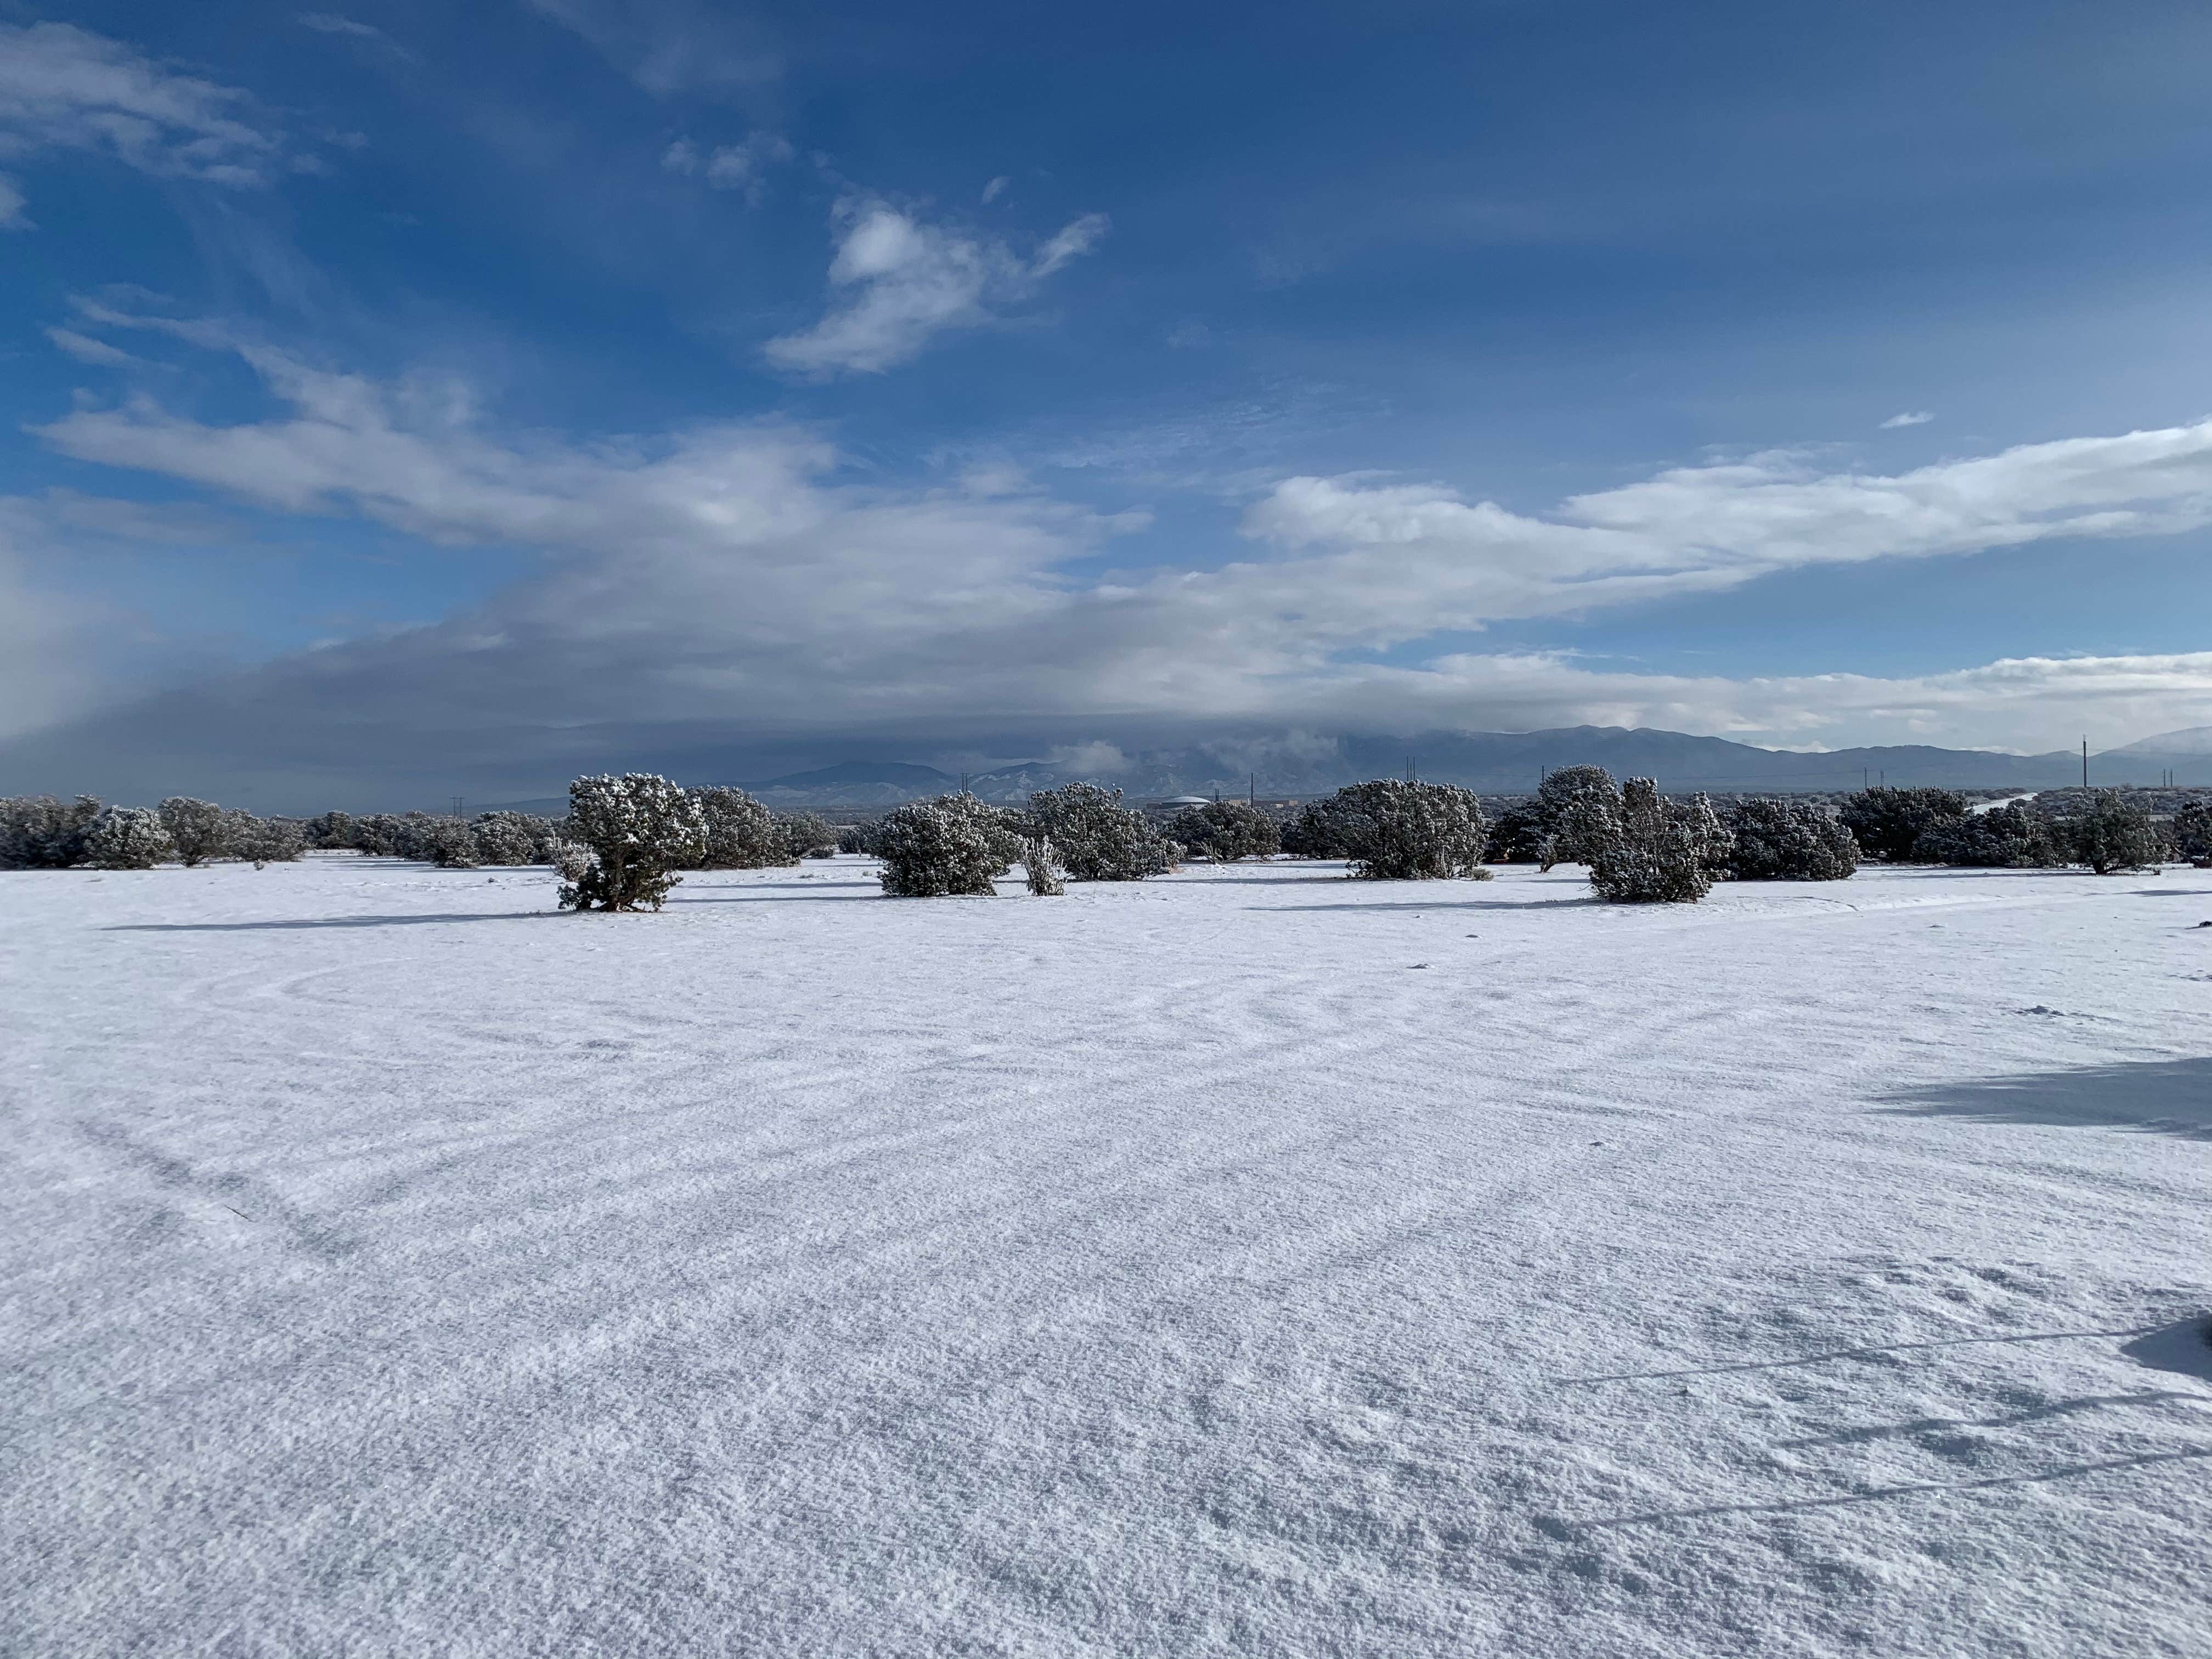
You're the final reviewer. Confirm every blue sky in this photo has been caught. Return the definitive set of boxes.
[5,0,2212,805]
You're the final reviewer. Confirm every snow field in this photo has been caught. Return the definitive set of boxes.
[3,855,2209,1656]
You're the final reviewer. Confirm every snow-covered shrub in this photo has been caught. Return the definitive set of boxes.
[1482,802,1547,864]
[159,798,233,867]
[775,811,837,860]
[427,817,481,868]
[1025,783,1177,881]
[1168,800,1280,862]
[549,836,591,885]
[347,813,399,855]
[2170,801,2212,866]
[560,774,708,912]
[1722,798,1855,881]
[2063,792,2162,875]
[692,786,788,868]
[1281,798,1355,857]
[81,806,172,869]
[1535,766,1622,866]
[304,811,358,850]
[228,814,305,864]
[1588,778,1712,903]
[1022,834,1065,896]
[876,795,1020,898]
[837,822,878,855]
[1306,780,1490,881]
[1914,804,2064,868]
[469,811,546,865]
[1838,787,1968,863]
[0,795,101,868]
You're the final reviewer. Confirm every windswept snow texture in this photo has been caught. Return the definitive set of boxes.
[5,857,2210,1657]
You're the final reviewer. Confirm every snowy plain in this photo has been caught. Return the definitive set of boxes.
[4,853,2209,1657]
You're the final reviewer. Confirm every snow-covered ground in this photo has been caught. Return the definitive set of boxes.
[5,854,2208,1657]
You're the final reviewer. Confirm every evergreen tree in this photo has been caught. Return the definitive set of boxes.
[2169,801,2212,866]
[158,797,233,867]
[560,774,708,911]
[1534,766,1622,866]
[1722,798,1857,881]
[1589,778,1713,903]
[80,806,172,870]
[775,811,838,860]
[1838,787,1969,863]
[0,795,101,869]
[1482,802,1548,864]
[1168,800,1280,862]
[2064,791,2162,875]
[428,818,482,868]
[876,795,1020,897]
[692,786,789,868]
[1024,783,1178,881]
[1913,804,2064,868]
[1297,780,1489,880]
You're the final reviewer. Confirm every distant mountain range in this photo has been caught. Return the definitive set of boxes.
[475,725,2212,815]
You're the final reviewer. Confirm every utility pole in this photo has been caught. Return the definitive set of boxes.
[452,795,464,818]
[2081,738,2088,789]
[1862,767,1869,791]
[960,771,969,796]
[1248,772,1255,806]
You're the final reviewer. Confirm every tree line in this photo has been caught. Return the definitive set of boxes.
[3,774,2180,910]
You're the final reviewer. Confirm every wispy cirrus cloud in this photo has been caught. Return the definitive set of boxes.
[764,198,1110,376]
[1881,410,1934,428]
[524,0,780,95]
[0,22,299,224]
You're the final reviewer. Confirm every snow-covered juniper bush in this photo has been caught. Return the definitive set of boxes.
[2063,792,2162,875]
[1914,804,2064,868]
[81,806,173,870]
[2171,802,2212,867]
[776,811,838,861]
[1167,800,1280,862]
[876,794,1022,897]
[1588,778,1715,903]
[1534,765,1622,869]
[1837,787,1969,864]
[0,795,103,869]
[690,786,789,869]
[1023,783,1178,881]
[1302,780,1490,881]
[1722,798,1857,882]
[159,798,233,867]
[227,813,306,865]
[469,811,553,866]
[560,774,708,912]
[428,817,482,869]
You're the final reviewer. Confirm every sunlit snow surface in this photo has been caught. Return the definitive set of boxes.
[5,855,2209,1656]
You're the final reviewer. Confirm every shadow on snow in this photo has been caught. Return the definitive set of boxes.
[1877,1056,2212,1141]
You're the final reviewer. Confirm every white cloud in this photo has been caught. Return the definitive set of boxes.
[45,326,146,367]
[764,199,1110,376]
[981,176,1009,204]
[296,13,414,60]
[525,0,778,95]
[25,332,2212,775]
[0,171,22,229]
[661,132,792,203]
[0,24,291,215]
[1881,410,1935,428]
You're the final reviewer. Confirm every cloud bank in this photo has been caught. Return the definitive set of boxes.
[16,321,2212,800]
